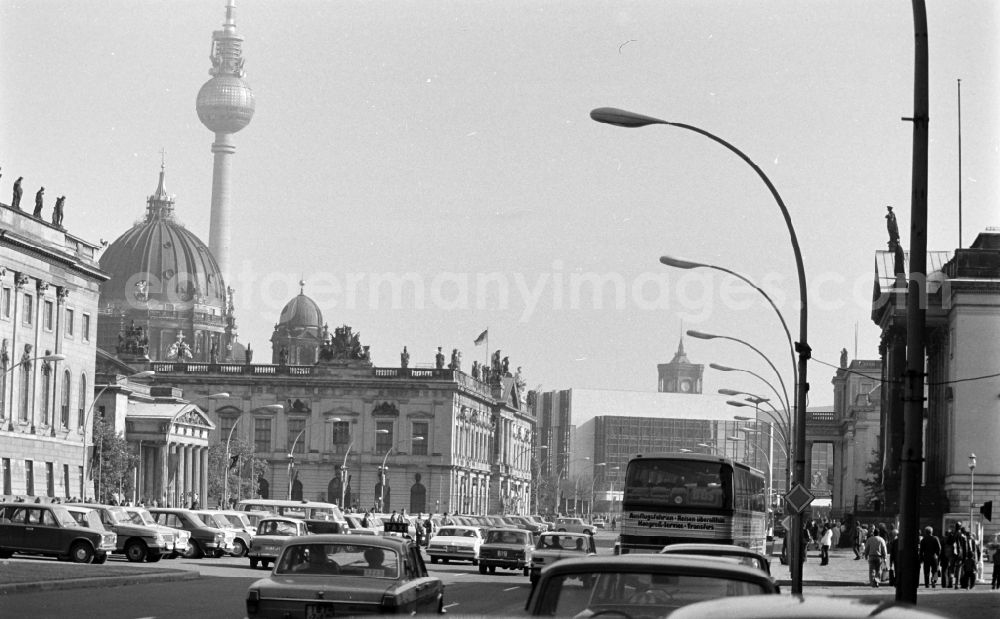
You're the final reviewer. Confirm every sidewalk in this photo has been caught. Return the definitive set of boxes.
[0,559,198,594]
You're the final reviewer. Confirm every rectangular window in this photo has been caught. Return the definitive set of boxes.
[412,422,428,456]
[82,314,91,341]
[46,462,54,497]
[254,417,272,453]
[43,300,54,331]
[25,460,34,496]
[331,421,350,446]
[2,458,10,495]
[376,421,393,453]
[287,417,306,454]
[63,464,70,498]
[65,308,74,337]
[1,288,11,318]
[218,416,236,442]
[22,294,33,326]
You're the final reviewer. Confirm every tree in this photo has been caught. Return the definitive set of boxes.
[92,416,137,503]
[206,438,269,508]
[857,448,885,511]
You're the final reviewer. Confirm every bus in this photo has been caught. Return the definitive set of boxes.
[235,499,347,532]
[616,453,767,555]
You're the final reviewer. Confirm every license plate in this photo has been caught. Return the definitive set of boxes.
[448,546,456,552]
[305,603,336,619]
[498,550,507,557]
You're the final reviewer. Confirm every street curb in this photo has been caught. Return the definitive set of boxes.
[0,569,200,595]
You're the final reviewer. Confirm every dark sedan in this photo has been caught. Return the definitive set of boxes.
[525,554,779,617]
[246,534,444,617]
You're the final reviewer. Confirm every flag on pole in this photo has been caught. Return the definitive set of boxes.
[474,329,488,346]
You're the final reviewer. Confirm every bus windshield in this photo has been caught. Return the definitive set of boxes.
[624,458,732,509]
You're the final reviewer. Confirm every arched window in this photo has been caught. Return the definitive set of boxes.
[78,373,87,428]
[291,478,303,501]
[61,369,71,427]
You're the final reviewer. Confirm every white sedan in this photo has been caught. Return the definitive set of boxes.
[426,525,483,565]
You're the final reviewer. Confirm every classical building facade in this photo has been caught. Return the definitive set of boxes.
[830,358,882,515]
[0,180,108,499]
[872,229,1000,540]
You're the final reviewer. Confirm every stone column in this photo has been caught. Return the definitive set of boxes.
[166,443,176,506]
[192,446,201,507]
[200,447,209,508]
[181,444,191,507]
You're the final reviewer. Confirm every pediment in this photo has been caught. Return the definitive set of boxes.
[173,406,215,429]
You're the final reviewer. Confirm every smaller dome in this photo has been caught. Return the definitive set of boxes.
[277,288,323,333]
[196,75,255,134]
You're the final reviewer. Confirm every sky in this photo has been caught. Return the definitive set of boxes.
[1,1,998,405]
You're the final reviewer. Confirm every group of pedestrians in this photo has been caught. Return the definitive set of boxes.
[854,519,995,589]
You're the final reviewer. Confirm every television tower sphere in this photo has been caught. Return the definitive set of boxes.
[196,0,255,135]
[196,75,255,134]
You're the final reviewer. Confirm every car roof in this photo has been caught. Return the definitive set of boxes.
[667,595,949,619]
[541,554,775,584]
[282,533,412,550]
[486,527,531,533]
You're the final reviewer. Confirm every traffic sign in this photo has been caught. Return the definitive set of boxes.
[785,483,815,514]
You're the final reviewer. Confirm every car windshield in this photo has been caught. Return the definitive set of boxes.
[436,527,471,537]
[274,543,400,578]
[486,530,527,544]
[538,535,587,550]
[222,514,247,528]
[126,509,157,526]
[258,520,300,536]
[105,506,129,524]
[535,570,770,617]
[199,513,231,529]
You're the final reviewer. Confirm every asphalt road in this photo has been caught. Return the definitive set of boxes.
[2,533,997,618]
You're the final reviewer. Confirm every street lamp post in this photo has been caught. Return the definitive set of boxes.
[591,106,810,594]
[375,429,424,512]
[340,440,354,509]
[690,330,791,416]
[286,414,336,501]
[969,453,976,573]
[81,369,153,502]
[590,462,607,517]
[223,404,283,508]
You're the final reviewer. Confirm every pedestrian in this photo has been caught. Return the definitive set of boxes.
[831,519,841,548]
[959,528,980,589]
[863,529,888,588]
[361,509,371,528]
[389,510,401,523]
[887,529,898,586]
[820,523,833,566]
[611,516,617,531]
[415,514,424,547]
[919,526,941,588]
[853,522,867,560]
[941,529,957,588]
[423,515,433,546]
[991,545,1000,590]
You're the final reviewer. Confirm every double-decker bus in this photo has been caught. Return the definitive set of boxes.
[617,452,766,555]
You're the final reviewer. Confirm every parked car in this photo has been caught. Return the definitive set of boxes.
[524,554,779,616]
[148,507,235,558]
[343,514,378,535]
[478,528,534,576]
[249,516,309,570]
[552,517,595,535]
[426,525,483,565]
[70,502,172,563]
[0,502,116,564]
[591,517,607,529]
[529,532,596,584]
[245,534,444,617]
[668,594,950,619]
[506,515,544,535]
[197,509,253,557]
[660,542,778,592]
[124,506,190,559]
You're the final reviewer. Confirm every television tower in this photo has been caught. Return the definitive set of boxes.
[196,0,255,282]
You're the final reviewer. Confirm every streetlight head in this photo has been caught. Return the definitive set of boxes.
[412,436,425,442]
[727,400,750,408]
[679,448,692,453]
[129,370,155,379]
[42,353,67,362]
[208,392,230,399]
[686,330,716,340]
[263,404,284,412]
[733,415,751,421]
[596,462,607,467]
[969,453,976,470]
[718,388,742,396]
[659,255,702,270]
[710,363,737,372]
[590,107,667,128]
[376,429,389,434]
[697,443,710,448]
[746,396,770,405]
[726,435,743,441]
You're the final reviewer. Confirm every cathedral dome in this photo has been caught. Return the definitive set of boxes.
[99,167,227,312]
[276,285,324,335]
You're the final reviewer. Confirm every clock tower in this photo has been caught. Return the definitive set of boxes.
[657,336,704,394]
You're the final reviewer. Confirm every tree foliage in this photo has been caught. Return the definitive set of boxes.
[857,448,885,508]
[91,416,137,503]
[207,438,269,508]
